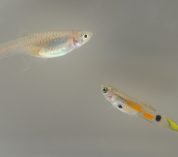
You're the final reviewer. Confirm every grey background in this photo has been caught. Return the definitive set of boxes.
[0,0,177,156]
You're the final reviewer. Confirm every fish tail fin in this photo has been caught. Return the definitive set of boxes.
[167,118,178,132]
[0,39,21,59]
[0,40,20,53]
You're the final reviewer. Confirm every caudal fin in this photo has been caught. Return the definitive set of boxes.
[0,40,22,59]
[0,40,20,53]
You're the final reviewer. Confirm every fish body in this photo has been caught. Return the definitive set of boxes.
[0,31,92,58]
[101,85,178,132]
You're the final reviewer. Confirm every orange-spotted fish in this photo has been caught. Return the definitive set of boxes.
[101,85,178,132]
[0,31,92,58]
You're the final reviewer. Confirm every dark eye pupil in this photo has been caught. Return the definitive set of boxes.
[103,87,108,93]
[118,104,122,108]
[84,34,87,38]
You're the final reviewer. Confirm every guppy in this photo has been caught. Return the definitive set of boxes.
[0,31,92,58]
[101,85,178,132]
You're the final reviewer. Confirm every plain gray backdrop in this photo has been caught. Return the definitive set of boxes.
[0,0,177,157]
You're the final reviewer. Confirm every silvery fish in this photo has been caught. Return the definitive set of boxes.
[0,31,92,58]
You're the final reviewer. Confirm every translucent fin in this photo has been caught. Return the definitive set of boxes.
[0,39,21,53]
[19,55,47,72]
[0,39,22,60]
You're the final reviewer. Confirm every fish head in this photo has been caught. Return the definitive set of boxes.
[101,85,138,115]
[101,85,118,102]
[72,31,93,47]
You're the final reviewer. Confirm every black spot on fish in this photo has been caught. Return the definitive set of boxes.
[118,104,123,109]
[155,115,162,122]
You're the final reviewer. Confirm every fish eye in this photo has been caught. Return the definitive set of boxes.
[83,34,88,38]
[102,87,108,93]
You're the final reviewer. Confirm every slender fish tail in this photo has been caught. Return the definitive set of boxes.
[0,39,21,54]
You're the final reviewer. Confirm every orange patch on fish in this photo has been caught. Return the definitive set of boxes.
[143,112,154,120]
[126,100,143,112]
